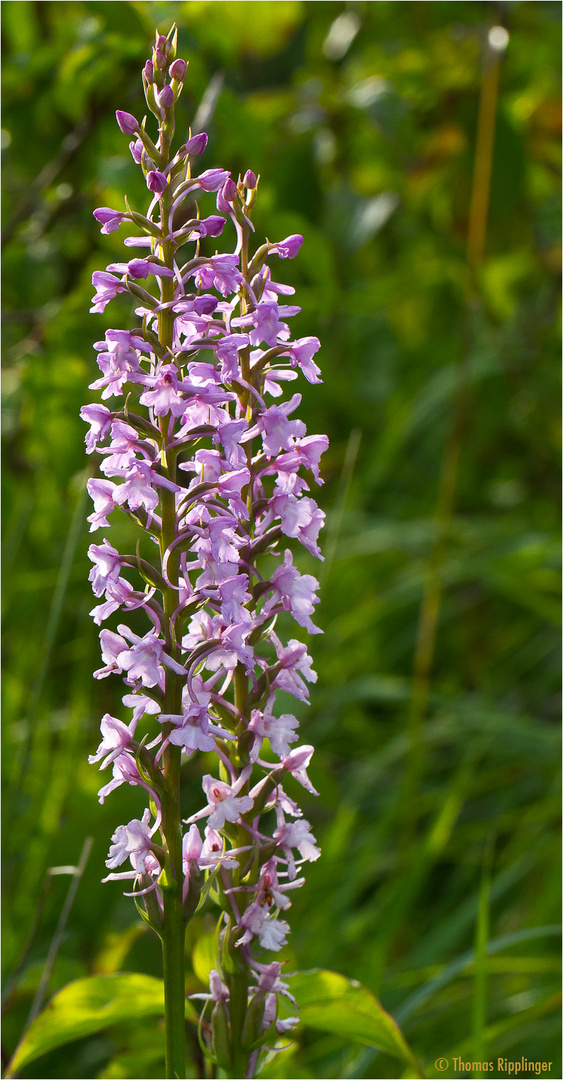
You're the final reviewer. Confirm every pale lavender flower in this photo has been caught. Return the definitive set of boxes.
[238,903,290,951]
[88,539,122,596]
[199,774,254,830]
[270,234,303,259]
[86,478,117,531]
[80,403,112,452]
[93,207,127,233]
[88,713,137,769]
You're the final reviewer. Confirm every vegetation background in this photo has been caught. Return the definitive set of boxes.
[2,1,561,1078]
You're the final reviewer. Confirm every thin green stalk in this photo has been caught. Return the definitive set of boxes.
[222,213,253,1080]
[162,860,187,1079]
[227,968,249,1079]
[157,146,187,1079]
[26,837,94,1027]
[160,688,185,1079]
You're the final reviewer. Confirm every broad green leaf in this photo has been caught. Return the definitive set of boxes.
[291,969,425,1078]
[6,973,197,1075]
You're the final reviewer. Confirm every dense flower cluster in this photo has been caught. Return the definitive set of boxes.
[84,26,326,1075]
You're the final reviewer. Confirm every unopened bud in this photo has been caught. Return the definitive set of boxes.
[147,170,167,194]
[241,991,267,1050]
[154,48,167,71]
[157,85,174,109]
[169,58,187,81]
[221,178,239,203]
[184,132,207,156]
[116,110,139,135]
[182,863,201,922]
[211,1000,231,1069]
[143,59,154,83]
[244,169,257,189]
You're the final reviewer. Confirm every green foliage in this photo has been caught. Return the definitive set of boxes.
[290,969,424,1076]
[5,967,423,1079]
[5,974,171,1075]
[2,1,560,1078]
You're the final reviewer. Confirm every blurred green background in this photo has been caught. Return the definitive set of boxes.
[2,2,561,1078]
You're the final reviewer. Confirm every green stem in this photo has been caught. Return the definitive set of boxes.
[157,134,187,1077]
[227,969,249,1079]
[220,210,256,1080]
[161,738,188,1075]
[222,671,252,1079]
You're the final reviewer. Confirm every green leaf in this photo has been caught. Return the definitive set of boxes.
[291,969,425,1078]
[5,973,197,1075]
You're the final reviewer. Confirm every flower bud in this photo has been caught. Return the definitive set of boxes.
[184,132,207,156]
[221,178,239,203]
[154,47,167,71]
[116,110,139,135]
[157,85,174,109]
[169,58,187,81]
[241,990,267,1050]
[182,863,201,922]
[244,169,257,190]
[211,1000,231,1069]
[143,59,154,83]
[146,170,167,194]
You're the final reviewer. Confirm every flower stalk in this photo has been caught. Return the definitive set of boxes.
[84,24,327,1080]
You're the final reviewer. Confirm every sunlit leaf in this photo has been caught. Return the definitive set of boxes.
[292,969,425,1076]
[6,973,197,1075]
